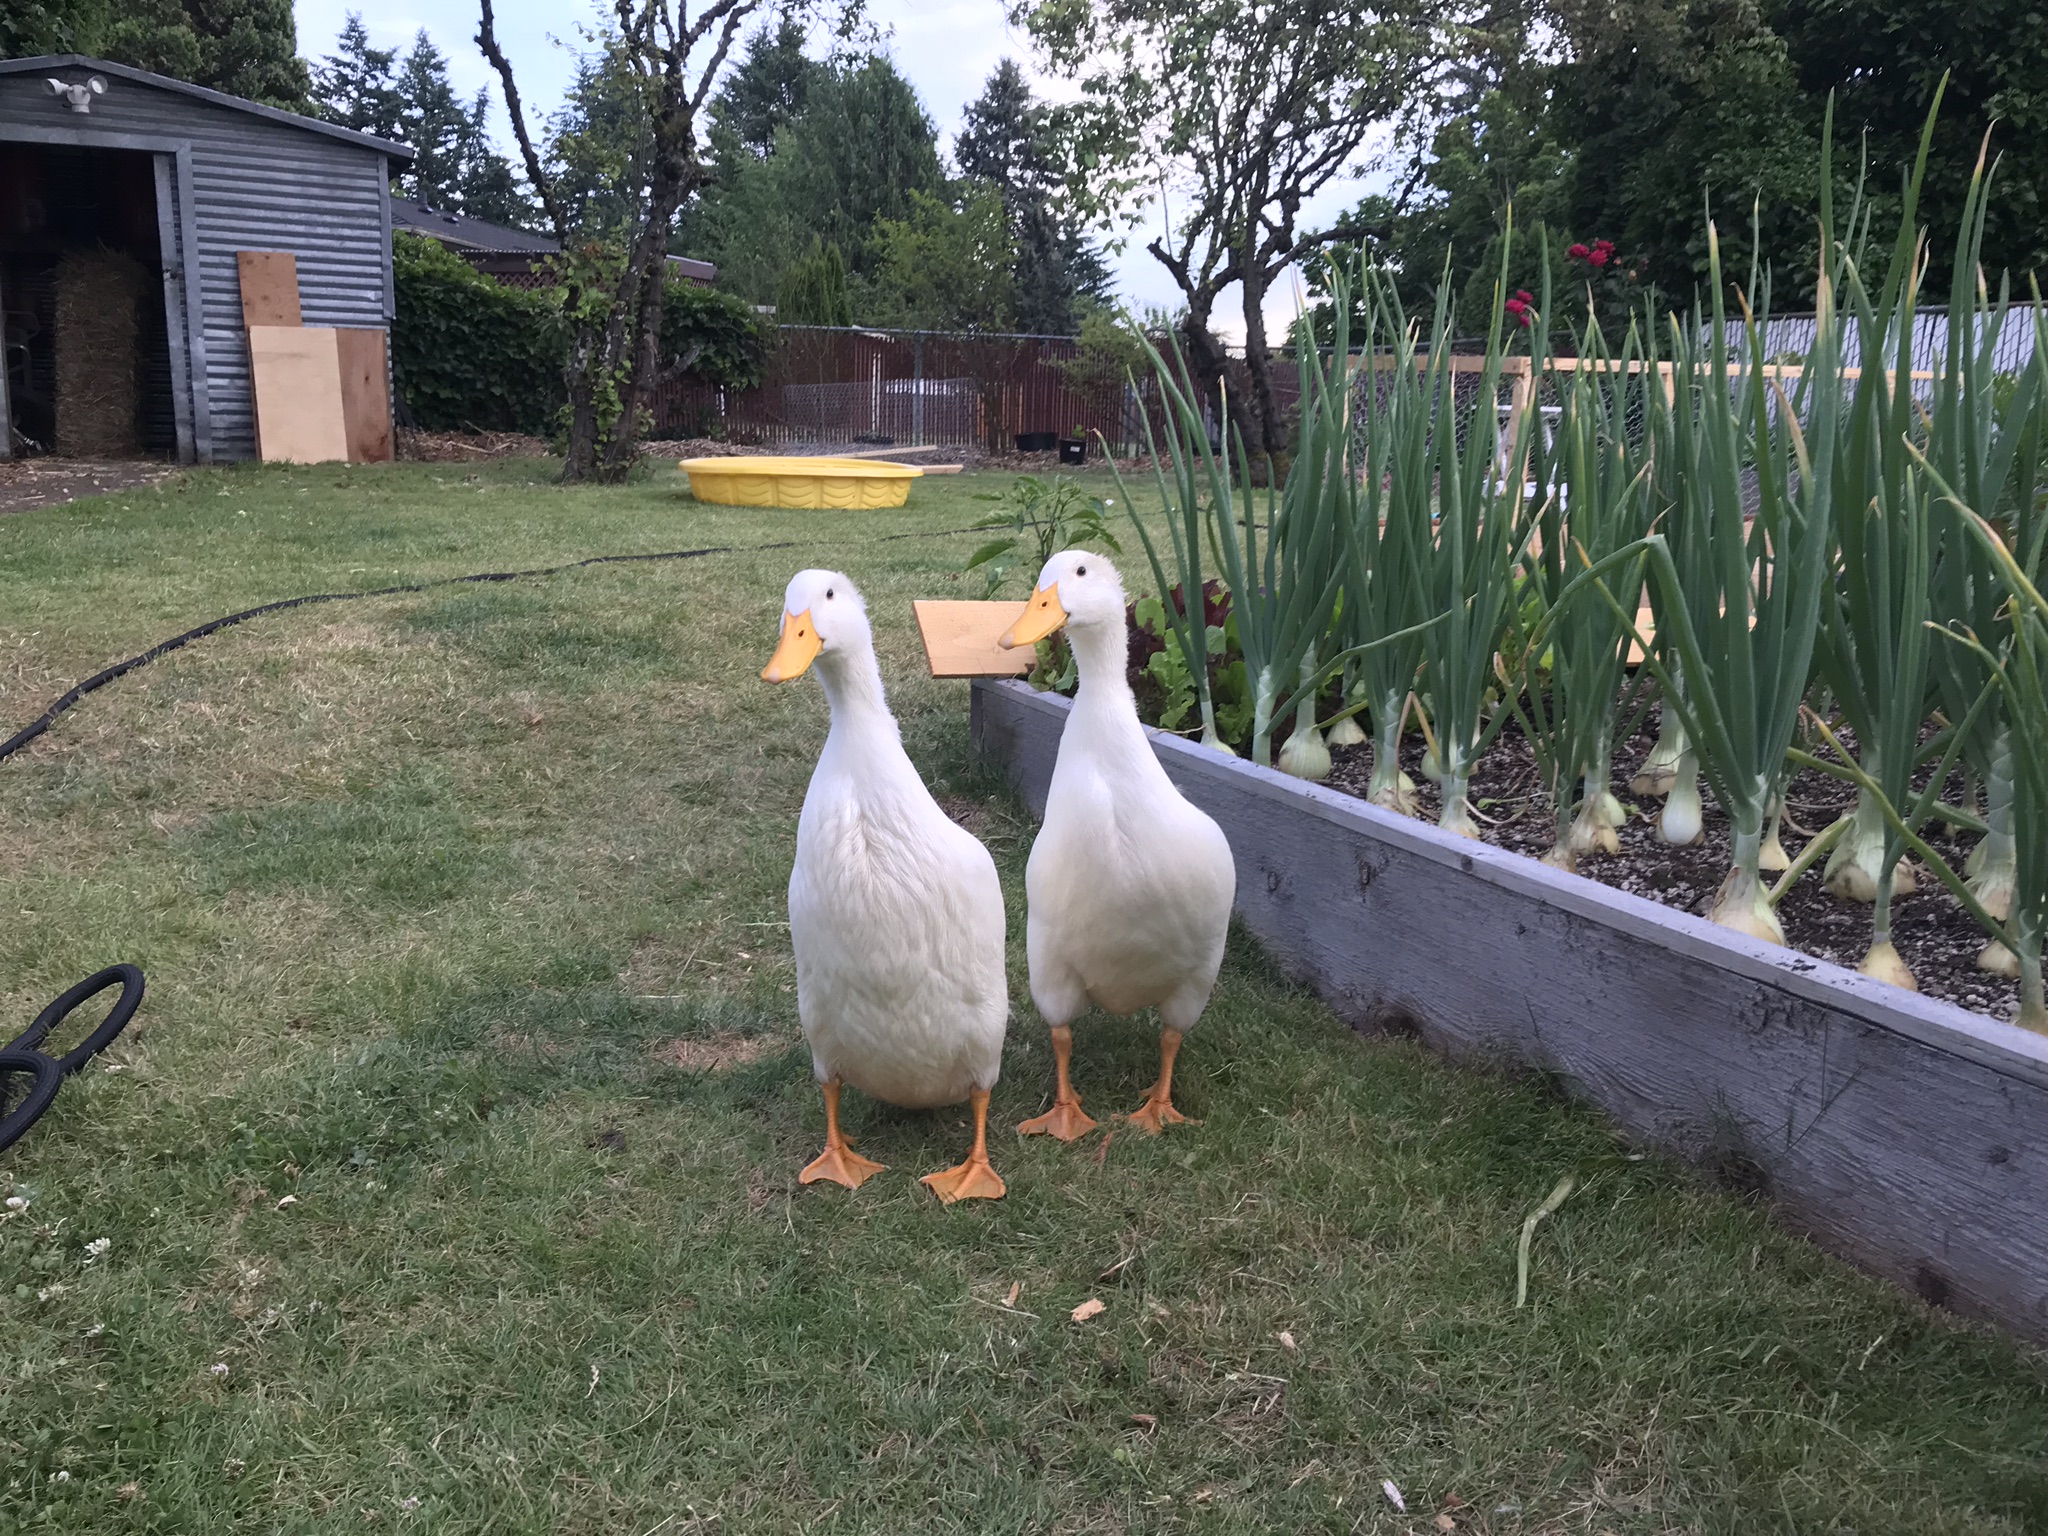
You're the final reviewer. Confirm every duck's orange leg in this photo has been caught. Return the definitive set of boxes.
[920,1088,1007,1203]
[799,1080,886,1189]
[1127,1028,1198,1135]
[1017,1025,1098,1142]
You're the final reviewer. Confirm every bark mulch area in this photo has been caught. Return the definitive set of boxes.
[0,457,175,514]
[1322,716,2019,1022]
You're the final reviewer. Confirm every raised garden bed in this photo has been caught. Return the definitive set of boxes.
[972,677,2048,1346]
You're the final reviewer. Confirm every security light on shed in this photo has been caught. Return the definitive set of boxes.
[46,76,106,112]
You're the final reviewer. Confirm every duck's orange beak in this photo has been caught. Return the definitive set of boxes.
[762,608,822,682]
[998,584,1067,650]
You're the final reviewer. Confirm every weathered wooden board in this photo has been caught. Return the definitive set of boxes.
[972,677,2048,1343]
[236,251,301,329]
[915,600,1034,678]
[247,325,348,464]
[335,327,393,463]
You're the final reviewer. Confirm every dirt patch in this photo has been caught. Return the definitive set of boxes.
[1321,714,2019,1020]
[0,457,174,514]
[649,1032,783,1073]
[937,794,995,837]
[396,429,550,462]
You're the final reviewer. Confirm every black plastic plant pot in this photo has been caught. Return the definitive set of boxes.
[1059,438,1086,465]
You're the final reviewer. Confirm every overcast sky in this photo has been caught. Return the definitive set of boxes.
[291,0,1375,342]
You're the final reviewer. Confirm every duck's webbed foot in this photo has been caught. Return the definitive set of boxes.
[800,1080,887,1189]
[921,1088,1007,1202]
[1016,1024,1099,1142]
[1126,1027,1199,1136]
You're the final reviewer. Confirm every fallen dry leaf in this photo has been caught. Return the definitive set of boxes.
[1277,1329,1297,1352]
[274,1195,298,1210]
[1070,1297,1106,1322]
[1099,1254,1134,1283]
[1092,1131,1115,1166]
[1130,1413,1157,1432]
[1148,1299,1171,1319]
[1003,1281,1022,1308]
[1435,1516,1457,1532]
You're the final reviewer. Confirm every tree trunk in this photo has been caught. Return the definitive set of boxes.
[1176,304,1258,470]
[1237,258,1288,473]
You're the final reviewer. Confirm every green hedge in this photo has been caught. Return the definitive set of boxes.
[392,233,563,435]
[392,231,774,437]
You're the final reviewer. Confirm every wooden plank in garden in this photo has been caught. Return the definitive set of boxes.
[973,677,2048,1346]
[248,325,348,463]
[915,600,1035,678]
[236,251,301,329]
[335,327,393,463]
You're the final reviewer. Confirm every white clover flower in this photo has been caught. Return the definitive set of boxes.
[209,1362,229,1378]
[83,1238,110,1264]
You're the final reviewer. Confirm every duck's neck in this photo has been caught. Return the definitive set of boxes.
[816,643,905,758]
[1068,616,1144,736]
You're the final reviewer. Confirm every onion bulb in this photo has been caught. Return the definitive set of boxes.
[1278,723,1332,781]
[1857,939,1919,992]
[1706,866,1785,945]
[1657,753,1703,845]
[1325,713,1367,747]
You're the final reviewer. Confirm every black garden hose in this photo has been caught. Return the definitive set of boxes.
[0,525,983,766]
[1,965,144,1153]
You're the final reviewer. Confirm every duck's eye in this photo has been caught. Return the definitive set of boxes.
[1076,565,1088,576]
[826,588,834,599]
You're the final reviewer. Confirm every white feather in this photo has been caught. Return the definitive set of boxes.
[780,571,1007,1108]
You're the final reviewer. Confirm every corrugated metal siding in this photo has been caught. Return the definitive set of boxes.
[0,71,397,460]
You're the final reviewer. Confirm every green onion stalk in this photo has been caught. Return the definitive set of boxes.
[1511,314,1653,872]
[1333,259,1434,813]
[1925,165,2048,967]
[1806,104,1949,987]
[1834,482,2048,1032]
[1414,233,1541,837]
[1114,335,1231,753]
[1630,305,1716,845]
[1124,303,1354,772]
[1632,200,1841,944]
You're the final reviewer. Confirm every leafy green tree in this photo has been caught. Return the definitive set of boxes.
[776,239,853,324]
[859,184,1017,330]
[480,0,859,479]
[2,0,312,110]
[1012,0,1460,462]
[774,54,944,268]
[1768,0,2048,286]
[955,59,1111,334]
[309,13,401,139]
[712,11,821,160]
[310,17,529,225]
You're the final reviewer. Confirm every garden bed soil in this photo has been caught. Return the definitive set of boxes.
[1316,717,2019,1023]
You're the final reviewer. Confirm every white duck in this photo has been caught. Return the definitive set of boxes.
[998,552,1236,1138]
[762,570,1009,1202]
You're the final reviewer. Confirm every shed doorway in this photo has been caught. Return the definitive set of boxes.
[0,143,183,461]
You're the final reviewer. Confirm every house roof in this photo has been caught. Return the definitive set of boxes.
[392,198,719,282]
[391,197,556,254]
[0,54,416,160]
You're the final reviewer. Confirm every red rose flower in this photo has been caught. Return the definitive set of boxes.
[1567,242,1590,261]
[1588,247,1609,268]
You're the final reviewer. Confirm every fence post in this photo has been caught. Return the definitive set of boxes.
[913,332,925,446]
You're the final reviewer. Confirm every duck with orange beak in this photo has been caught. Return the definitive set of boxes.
[999,552,1236,1139]
[762,570,1009,1202]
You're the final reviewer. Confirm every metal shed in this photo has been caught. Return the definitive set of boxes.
[0,55,413,463]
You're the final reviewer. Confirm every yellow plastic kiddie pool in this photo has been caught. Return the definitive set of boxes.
[679,456,922,509]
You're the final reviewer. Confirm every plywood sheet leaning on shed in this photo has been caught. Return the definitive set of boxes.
[248,326,349,463]
[335,328,393,463]
[237,251,302,328]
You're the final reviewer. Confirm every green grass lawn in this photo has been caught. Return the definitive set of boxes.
[1,457,2044,1534]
